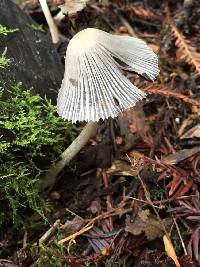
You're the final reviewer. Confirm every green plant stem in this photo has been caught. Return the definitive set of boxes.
[39,121,98,192]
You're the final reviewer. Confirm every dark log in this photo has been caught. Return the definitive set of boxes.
[0,0,64,101]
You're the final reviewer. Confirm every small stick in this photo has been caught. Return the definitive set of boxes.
[39,219,60,244]
[173,216,187,255]
[101,168,114,231]
[117,13,137,37]
[127,154,168,235]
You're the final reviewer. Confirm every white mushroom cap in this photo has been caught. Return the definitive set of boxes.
[59,0,88,15]
[57,28,159,122]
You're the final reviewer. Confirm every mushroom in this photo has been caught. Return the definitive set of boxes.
[57,28,158,122]
[41,28,159,191]
[58,1,88,16]
[38,0,59,43]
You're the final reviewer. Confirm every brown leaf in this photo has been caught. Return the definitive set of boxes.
[60,216,84,232]
[179,255,198,267]
[162,147,200,165]
[125,209,171,241]
[108,151,144,177]
[163,234,180,267]
[0,260,20,267]
[181,124,200,139]
[87,199,102,214]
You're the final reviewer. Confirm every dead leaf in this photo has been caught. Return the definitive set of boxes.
[107,159,136,176]
[0,260,20,267]
[107,151,144,177]
[60,216,84,232]
[162,147,200,164]
[181,124,200,139]
[87,199,102,214]
[125,209,171,241]
[163,234,180,267]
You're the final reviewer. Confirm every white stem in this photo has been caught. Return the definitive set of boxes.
[39,121,98,191]
[39,0,59,43]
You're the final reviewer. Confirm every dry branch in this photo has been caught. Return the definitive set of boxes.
[142,84,200,106]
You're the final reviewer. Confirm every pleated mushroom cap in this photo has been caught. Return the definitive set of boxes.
[57,28,159,122]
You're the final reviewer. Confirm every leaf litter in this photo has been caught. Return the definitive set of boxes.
[1,0,200,266]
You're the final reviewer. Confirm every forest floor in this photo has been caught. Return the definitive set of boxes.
[1,0,200,266]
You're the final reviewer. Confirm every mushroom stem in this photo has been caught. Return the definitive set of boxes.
[39,121,98,191]
[39,0,59,43]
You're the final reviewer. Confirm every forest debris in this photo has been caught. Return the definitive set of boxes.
[117,106,148,151]
[162,147,200,164]
[181,124,200,139]
[60,216,84,232]
[58,198,129,247]
[83,226,112,254]
[141,84,200,106]
[163,234,180,267]
[179,255,198,267]
[107,159,141,177]
[169,194,200,222]
[187,226,200,263]
[116,13,137,37]
[49,191,61,200]
[170,181,193,198]
[0,259,20,267]
[170,24,200,74]
[169,192,200,262]
[125,6,157,20]
[108,150,144,177]
[158,166,193,198]
[39,219,61,244]
[178,117,193,137]
[87,199,102,214]
[125,209,171,241]
[148,43,159,53]
[0,249,28,267]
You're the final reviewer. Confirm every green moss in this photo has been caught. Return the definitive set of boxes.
[0,84,77,228]
[0,24,19,35]
[30,24,45,32]
[31,231,69,267]
[0,48,9,69]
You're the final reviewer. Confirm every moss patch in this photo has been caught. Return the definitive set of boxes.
[0,84,77,227]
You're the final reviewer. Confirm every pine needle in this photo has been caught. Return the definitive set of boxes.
[142,84,200,106]
[170,24,200,75]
